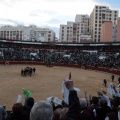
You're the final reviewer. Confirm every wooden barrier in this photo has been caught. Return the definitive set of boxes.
[0,61,119,75]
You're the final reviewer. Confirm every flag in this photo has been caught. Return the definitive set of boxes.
[69,72,71,80]
[22,88,32,98]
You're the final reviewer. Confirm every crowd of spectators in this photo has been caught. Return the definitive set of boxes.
[0,46,120,70]
[0,45,120,119]
[0,80,120,120]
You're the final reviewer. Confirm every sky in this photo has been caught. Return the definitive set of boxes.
[0,0,120,38]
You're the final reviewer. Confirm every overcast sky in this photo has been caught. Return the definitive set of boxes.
[0,0,120,37]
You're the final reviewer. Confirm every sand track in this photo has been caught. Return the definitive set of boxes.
[0,65,118,110]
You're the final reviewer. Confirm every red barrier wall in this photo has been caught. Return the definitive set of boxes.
[0,61,119,75]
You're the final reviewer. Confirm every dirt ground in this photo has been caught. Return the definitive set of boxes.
[0,64,119,110]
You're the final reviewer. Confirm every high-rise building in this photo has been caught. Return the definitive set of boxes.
[0,25,55,42]
[59,15,91,43]
[89,5,119,42]
[116,17,120,42]
[100,22,112,42]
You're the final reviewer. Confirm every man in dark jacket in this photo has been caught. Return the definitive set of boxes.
[105,97,120,120]
[7,103,28,120]
[111,74,115,82]
[103,79,107,87]
[23,97,34,119]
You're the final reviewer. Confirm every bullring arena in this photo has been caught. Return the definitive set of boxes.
[0,64,119,110]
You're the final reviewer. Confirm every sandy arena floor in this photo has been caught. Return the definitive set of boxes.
[0,64,119,110]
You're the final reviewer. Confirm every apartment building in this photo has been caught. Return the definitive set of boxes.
[89,5,118,42]
[116,17,120,41]
[0,25,55,42]
[59,15,91,43]
[100,22,112,42]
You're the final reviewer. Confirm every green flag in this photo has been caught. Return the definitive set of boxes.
[22,88,32,98]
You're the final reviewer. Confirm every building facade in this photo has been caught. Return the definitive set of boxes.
[116,17,120,41]
[0,25,55,42]
[89,5,119,42]
[59,15,91,43]
[100,22,112,42]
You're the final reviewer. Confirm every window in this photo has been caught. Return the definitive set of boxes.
[48,38,51,41]
[13,31,16,35]
[48,35,51,37]
[41,33,44,37]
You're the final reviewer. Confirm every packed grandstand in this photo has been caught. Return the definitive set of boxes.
[0,39,120,120]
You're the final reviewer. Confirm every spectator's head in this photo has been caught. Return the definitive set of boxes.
[99,98,107,108]
[26,97,34,107]
[92,96,99,105]
[53,108,62,120]
[30,100,53,120]
[79,98,87,108]
[12,103,23,115]
[60,108,68,120]
[111,97,120,109]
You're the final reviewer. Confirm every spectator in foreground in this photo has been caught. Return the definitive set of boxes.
[7,103,27,120]
[30,80,81,120]
[30,100,53,120]
[0,105,7,120]
[105,97,120,120]
[53,108,62,120]
[23,97,35,119]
